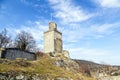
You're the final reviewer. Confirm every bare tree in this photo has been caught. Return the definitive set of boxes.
[0,29,11,48]
[15,31,36,52]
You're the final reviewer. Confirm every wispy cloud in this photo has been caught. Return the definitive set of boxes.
[97,0,120,8]
[20,0,31,5]
[90,22,120,36]
[67,45,116,65]
[6,21,49,50]
[69,47,109,56]
[0,4,7,14]
[48,0,93,23]
[15,21,48,41]
[60,22,120,43]
[6,21,48,49]
[68,46,120,65]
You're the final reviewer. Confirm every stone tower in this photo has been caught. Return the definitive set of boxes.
[44,22,62,53]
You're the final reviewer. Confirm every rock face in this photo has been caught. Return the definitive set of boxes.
[54,57,80,73]
[0,71,75,80]
[62,50,69,58]
[96,76,120,80]
[0,72,73,80]
[0,72,49,80]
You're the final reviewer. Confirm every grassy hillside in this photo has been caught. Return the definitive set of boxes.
[0,55,95,80]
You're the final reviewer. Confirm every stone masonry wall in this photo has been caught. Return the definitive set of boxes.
[1,48,36,60]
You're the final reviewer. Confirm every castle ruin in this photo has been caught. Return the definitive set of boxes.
[0,22,69,60]
[44,22,69,57]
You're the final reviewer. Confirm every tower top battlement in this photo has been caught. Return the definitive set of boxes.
[49,22,57,31]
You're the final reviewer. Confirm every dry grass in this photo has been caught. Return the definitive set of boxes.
[0,55,95,80]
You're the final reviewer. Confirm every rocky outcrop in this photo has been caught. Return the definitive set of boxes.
[0,71,73,80]
[75,60,120,80]
[0,72,48,80]
[54,57,80,73]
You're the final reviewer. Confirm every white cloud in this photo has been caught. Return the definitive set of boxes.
[97,0,120,8]
[6,21,48,49]
[90,22,120,35]
[69,47,120,65]
[0,4,7,15]
[20,0,33,5]
[16,21,48,41]
[60,26,90,42]
[48,0,93,23]
[60,22,120,43]
[70,48,109,55]
[68,47,120,65]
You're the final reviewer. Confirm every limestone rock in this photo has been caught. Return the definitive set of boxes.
[54,57,80,73]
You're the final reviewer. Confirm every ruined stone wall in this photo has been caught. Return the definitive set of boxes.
[55,39,62,53]
[55,31,62,39]
[54,31,62,53]
[1,48,36,60]
[0,48,5,58]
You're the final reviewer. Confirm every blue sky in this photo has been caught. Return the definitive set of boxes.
[0,0,120,65]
